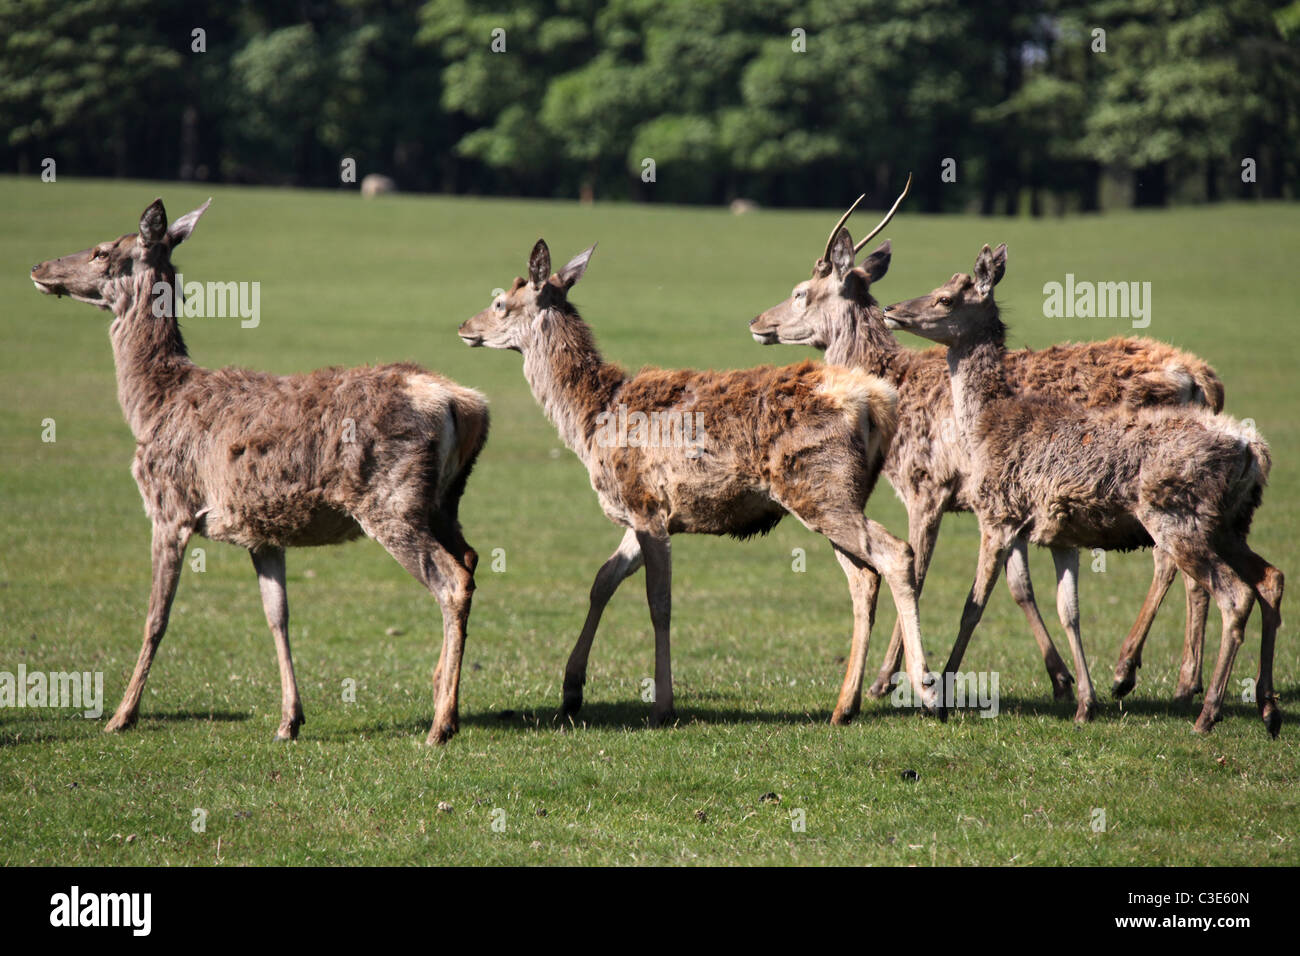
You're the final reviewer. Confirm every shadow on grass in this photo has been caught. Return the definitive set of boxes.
[5,690,1294,746]
[319,688,1300,741]
[0,710,250,748]
[975,691,1300,733]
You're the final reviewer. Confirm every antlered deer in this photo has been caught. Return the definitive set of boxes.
[750,185,1221,718]
[458,239,941,725]
[884,244,1281,735]
[30,199,487,744]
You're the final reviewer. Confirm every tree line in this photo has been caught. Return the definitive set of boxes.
[3,0,1296,212]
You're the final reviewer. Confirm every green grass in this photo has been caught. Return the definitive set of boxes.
[1,176,1297,865]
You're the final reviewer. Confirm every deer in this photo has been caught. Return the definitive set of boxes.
[30,198,488,745]
[458,238,943,726]
[750,184,1222,721]
[883,243,1281,735]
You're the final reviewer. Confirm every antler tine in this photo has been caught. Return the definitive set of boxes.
[822,193,866,263]
[853,172,912,254]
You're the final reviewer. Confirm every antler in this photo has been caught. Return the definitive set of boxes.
[853,173,911,254]
[821,193,865,264]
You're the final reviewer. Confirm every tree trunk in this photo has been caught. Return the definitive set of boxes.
[1079,161,1101,212]
[1133,162,1167,207]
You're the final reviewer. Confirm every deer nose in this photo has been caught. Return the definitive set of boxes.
[748,315,759,327]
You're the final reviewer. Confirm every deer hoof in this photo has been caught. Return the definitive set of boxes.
[1053,673,1076,701]
[648,708,677,729]
[1261,700,1282,739]
[427,720,459,745]
[103,713,136,733]
[1073,699,1097,723]
[1110,669,1136,700]
[1171,685,1198,707]
[830,701,859,725]
[864,677,894,700]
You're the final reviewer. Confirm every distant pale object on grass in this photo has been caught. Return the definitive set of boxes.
[361,174,397,198]
[729,198,759,215]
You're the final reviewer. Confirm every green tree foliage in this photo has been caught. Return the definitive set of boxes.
[1,0,1296,208]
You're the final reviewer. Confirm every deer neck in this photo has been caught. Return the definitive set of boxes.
[109,266,194,437]
[824,300,905,382]
[521,308,623,465]
[943,316,1011,448]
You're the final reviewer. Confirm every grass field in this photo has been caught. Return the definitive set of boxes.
[1,176,1297,866]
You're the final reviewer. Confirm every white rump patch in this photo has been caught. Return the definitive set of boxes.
[817,367,899,465]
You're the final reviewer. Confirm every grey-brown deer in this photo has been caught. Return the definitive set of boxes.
[30,198,488,744]
[884,244,1281,736]
[458,239,942,725]
[750,187,1221,719]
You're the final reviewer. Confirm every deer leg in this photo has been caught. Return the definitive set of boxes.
[428,514,478,706]
[802,510,940,716]
[865,499,942,700]
[1005,537,1075,700]
[636,530,675,728]
[1111,547,1177,699]
[561,528,643,717]
[1173,573,1210,706]
[250,547,304,741]
[942,526,1015,682]
[1224,546,1283,738]
[429,515,477,745]
[831,547,882,724]
[369,522,474,745]
[105,521,191,732]
[1050,548,1097,722]
[1157,540,1254,736]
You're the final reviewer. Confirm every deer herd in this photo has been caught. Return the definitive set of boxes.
[30,187,1283,746]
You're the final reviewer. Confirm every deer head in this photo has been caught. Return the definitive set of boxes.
[30,198,210,311]
[884,243,1007,346]
[749,176,909,347]
[458,239,596,351]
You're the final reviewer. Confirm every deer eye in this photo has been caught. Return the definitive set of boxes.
[938,296,952,307]
[493,300,505,311]
[92,249,107,260]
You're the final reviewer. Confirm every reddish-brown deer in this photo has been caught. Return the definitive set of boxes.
[459,239,942,726]
[884,244,1281,736]
[750,187,1221,718]
[30,198,488,744]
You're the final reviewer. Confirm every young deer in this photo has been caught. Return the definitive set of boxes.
[30,199,487,744]
[750,189,1220,718]
[884,244,1281,735]
[458,239,941,725]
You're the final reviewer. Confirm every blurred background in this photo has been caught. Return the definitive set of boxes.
[3,0,1298,213]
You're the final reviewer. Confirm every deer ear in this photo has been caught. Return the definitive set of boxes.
[829,228,854,279]
[974,243,1007,297]
[857,239,892,283]
[528,239,551,288]
[556,243,596,290]
[139,199,168,246]
[168,198,211,247]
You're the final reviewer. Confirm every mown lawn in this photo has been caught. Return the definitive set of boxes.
[1,176,1297,865]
